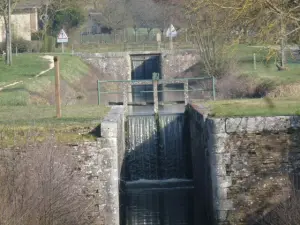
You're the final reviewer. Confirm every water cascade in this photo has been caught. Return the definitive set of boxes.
[121,112,194,225]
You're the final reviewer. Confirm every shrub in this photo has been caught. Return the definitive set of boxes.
[12,38,32,53]
[0,138,98,225]
[1,38,35,53]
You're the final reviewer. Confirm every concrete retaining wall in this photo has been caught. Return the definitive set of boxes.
[189,103,300,225]
[74,106,125,225]
[76,50,199,81]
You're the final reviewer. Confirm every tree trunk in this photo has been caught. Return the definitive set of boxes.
[280,13,286,69]
[7,0,12,65]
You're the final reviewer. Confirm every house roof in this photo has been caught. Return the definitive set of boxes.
[15,0,44,9]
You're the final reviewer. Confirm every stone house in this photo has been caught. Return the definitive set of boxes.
[0,2,40,43]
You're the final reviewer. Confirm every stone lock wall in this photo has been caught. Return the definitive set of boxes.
[77,50,199,81]
[189,104,300,225]
[73,106,125,225]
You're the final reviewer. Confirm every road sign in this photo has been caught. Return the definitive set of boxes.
[166,24,177,38]
[57,29,68,43]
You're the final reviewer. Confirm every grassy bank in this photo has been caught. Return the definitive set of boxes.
[0,105,110,147]
[206,98,300,117]
[0,54,49,86]
[0,54,89,106]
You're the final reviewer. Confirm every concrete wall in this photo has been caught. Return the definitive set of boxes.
[189,103,300,225]
[73,106,125,225]
[76,50,199,103]
[77,50,199,80]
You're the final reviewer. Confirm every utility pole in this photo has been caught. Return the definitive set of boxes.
[6,0,12,65]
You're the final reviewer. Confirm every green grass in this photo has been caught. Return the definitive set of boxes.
[206,98,300,117]
[0,54,49,86]
[235,44,300,85]
[0,105,110,147]
[0,105,109,125]
[0,54,89,106]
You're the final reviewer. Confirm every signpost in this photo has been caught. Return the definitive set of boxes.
[166,24,177,50]
[57,29,68,53]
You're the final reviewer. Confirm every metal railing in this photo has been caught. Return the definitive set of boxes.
[97,75,216,108]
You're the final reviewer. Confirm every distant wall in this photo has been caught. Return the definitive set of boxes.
[189,104,300,225]
[77,50,199,80]
[76,50,199,103]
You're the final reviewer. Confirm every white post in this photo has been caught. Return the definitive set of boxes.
[169,24,173,50]
[61,43,64,53]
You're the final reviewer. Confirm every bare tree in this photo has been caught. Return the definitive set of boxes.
[0,0,19,65]
[185,0,237,77]
[203,0,300,70]
[88,0,133,42]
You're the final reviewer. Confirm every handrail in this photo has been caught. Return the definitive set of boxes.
[97,76,216,105]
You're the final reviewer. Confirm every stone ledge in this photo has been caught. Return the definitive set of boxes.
[100,106,124,138]
[210,116,300,134]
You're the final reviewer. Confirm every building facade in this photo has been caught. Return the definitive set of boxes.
[0,6,39,43]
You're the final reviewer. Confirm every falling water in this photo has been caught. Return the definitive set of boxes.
[122,112,194,225]
[125,113,192,181]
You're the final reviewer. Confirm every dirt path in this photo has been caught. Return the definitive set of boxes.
[35,55,54,78]
[0,55,54,92]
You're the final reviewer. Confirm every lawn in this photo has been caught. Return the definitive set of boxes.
[235,44,300,85]
[206,98,300,117]
[0,104,110,147]
[0,105,109,125]
[0,54,49,86]
[0,54,90,106]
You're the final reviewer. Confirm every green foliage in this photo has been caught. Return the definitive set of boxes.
[206,98,300,117]
[31,31,44,41]
[11,38,32,53]
[1,38,37,53]
[41,35,56,52]
[0,90,30,106]
[50,8,85,36]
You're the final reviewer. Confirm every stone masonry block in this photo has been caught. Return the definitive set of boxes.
[209,118,226,134]
[218,176,232,188]
[216,210,229,222]
[211,133,229,153]
[101,121,118,138]
[211,165,227,177]
[224,116,296,133]
[215,187,228,200]
[211,153,231,166]
[100,138,118,148]
[215,199,233,211]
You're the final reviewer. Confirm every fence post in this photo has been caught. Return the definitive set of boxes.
[152,73,159,114]
[97,81,101,105]
[54,56,61,118]
[184,80,189,105]
[212,76,216,101]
